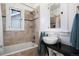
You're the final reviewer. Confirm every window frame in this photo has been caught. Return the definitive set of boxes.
[6,4,24,31]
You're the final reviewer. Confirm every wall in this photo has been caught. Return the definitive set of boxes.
[33,4,50,44]
[1,4,35,46]
[34,4,51,44]
[60,3,69,31]
[59,3,77,46]
[40,4,50,31]
[48,3,77,46]
[68,3,76,32]
[0,4,4,47]
[60,3,76,32]
[59,32,71,46]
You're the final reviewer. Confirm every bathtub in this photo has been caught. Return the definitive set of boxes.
[0,42,38,56]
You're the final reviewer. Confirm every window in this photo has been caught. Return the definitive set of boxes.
[6,6,24,31]
[10,9,21,29]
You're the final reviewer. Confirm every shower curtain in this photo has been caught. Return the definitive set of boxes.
[70,13,79,49]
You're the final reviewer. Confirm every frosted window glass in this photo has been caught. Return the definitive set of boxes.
[10,9,21,29]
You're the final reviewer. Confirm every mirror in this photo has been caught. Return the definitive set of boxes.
[50,3,61,28]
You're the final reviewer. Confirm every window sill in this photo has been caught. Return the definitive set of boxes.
[6,28,24,31]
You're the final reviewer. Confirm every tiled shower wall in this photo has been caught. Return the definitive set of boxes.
[1,4,35,46]
[34,6,40,44]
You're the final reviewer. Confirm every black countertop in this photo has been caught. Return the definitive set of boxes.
[46,43,79,56]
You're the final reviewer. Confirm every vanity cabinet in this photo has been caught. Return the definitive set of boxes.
[46,43,79,56]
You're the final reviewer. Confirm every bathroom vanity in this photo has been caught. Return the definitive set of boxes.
[46,43,79,56]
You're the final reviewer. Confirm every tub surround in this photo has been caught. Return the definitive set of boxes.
[1,4,36,46]
[0,42,38,56]
[34,6,40,44]
[9,47,38,56]
[3,21,35,46]
[0,4,39,56]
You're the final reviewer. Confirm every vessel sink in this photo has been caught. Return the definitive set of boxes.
[43,37,58,44]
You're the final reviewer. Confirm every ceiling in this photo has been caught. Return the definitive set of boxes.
[23,3,40,10]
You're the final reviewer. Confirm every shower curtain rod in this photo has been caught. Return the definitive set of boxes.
[21,3,35,10]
